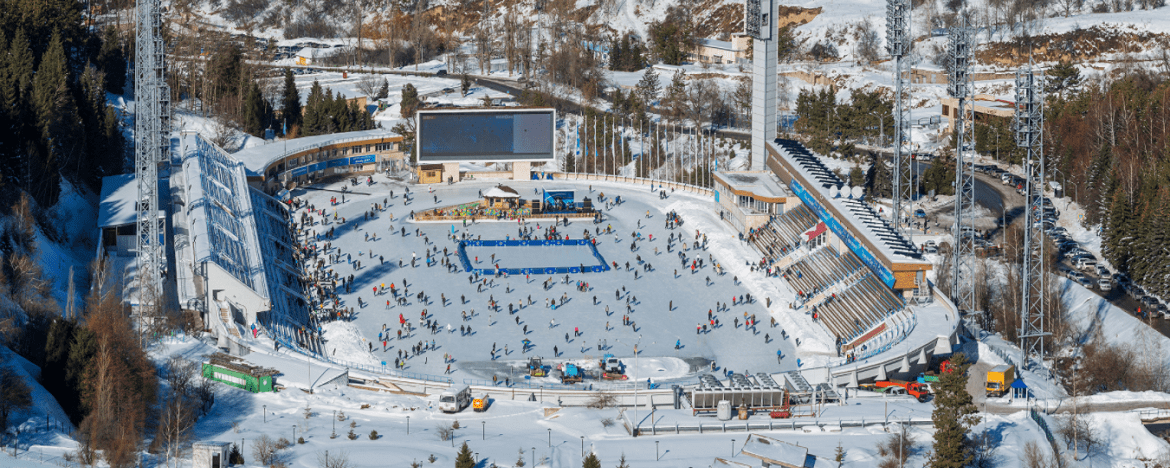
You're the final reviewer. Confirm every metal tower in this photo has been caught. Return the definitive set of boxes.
[134,0,170,309]
[948,19,976,313]
[1015,66,1048,369]
[746,0,777,171]
[886,0,912,232]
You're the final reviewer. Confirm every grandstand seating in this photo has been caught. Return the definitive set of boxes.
[748,204,818,265]
[250,190,315,338]
[767,138,919,352]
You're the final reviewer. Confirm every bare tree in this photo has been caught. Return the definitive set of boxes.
[355,74,381,98]
[1020,441,1056,468]
[317,450,353,468]
[475,0,496,74]
[410,0,431,70]
[436,423,455,441]
[159,356,200,468]
[855,18,882,64]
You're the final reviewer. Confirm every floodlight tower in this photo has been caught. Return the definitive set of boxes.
[1015,66,1048,370]
[746,0,777,171]
[948,19,976,314]
[886,0,912,232]
[134,0,170,309]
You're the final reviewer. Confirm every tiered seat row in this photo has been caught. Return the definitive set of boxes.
[783,247,865,299]
[250,190,313,331]
[749,205,818,262]
[816,274,905,343]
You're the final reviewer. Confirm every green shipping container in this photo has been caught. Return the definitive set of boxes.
[202,363,276,393]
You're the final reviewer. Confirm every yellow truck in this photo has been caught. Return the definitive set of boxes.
[986,365,1015,397]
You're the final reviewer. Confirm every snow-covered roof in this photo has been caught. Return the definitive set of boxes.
[231,129,399,177]
[98,174,138,228]
[715,171,792,202]
[181,133,269,297]
[771,139,928,267]
[484,186,520,198]
[711,458,753,468]
[741,434,809,468]
[697,38,736,51]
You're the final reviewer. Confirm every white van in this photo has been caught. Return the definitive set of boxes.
[439,385,471,413]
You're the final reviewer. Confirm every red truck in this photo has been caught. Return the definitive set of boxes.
[876,380,931,403]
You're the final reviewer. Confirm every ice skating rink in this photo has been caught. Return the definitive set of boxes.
[293,174,829,385]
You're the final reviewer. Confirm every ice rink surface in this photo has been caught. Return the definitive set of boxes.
[461,243,605,272]
[291,174,832,384]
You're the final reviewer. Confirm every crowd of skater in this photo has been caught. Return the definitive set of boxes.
[272,182,784,382]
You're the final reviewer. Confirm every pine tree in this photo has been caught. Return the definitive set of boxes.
[8,29,36,93]
[582,453,601,468]
[97,26,126,94]
[460,74,471,97]
[400,83,420,119]
[930,353,979,468]
[615,453,629,468]
[280,68,302,134]
[377,78,389,100]
[1104,186,1133,272]
[31,30,75,206]
[242,81,269,137]
[834,442,845,467]
[302,80,325,136]
[635,67,660,107]
[454,442,474,468]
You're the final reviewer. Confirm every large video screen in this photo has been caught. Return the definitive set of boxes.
[417,109,555,162]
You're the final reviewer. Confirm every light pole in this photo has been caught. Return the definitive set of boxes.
[656,440,660,461]
[580,436,584,457]
[292,425,296,443]
[731,439,735,457]
[406,415,410,435]
[540,385,543,402]
[548,428,551,447]
[263,405,266,423]
[531,447,535,467]
[482,421,485,440]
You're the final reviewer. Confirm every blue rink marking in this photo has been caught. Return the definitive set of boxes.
[456,239,611,275]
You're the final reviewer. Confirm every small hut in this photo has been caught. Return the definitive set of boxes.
[483,185,521,209]
[192,441,231,468]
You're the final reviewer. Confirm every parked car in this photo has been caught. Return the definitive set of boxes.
[1098,277,1112,291]
[915,208,926,218]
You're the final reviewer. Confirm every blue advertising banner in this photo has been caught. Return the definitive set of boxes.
[291,166,309,177]
[309,162,326,172]
[351,154,376,164]
[326,157,351,168]
[789,179,897,288]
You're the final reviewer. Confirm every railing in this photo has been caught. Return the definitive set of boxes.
[831,312,918,367]
[461,377,648,391]
[556,173,714,197]
[268,332,454,385]
[631,417,934,437]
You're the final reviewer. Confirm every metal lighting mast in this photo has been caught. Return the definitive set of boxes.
[948,19,975,313]
[1015,66,1048,370]
[134,0,170,309]
[886,0,912,232]
[746,0,777,171]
